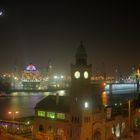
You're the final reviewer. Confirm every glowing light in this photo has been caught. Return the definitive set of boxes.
[26,63,37,71]
[60,75,64,79]
[8,111,19,114]
[14,77,18,80]
[22,63,41,82]
[105,83,137,92]
[115,124,121,137]
[103,82,106,86]
[102,91,107,95]
[74,71,80,79]
[47,112,55,119]
[57,90,65,96]
[0,11,3,16]
[84,102,89,108]
[38,111,45,117]
[26,121,30,124]
[84,71,89,79]
[137,69,140,75]
[54,76,58,79]
[101,91,107,106]
[8,111,19,121]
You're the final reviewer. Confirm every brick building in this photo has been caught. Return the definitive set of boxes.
[33,42,129,140]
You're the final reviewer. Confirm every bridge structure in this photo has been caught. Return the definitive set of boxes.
[9,81,140,95]
[9,87,69,93]
[105,82,139,94]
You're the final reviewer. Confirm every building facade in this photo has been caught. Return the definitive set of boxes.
[33,42,129,140]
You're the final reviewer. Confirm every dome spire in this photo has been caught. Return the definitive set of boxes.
[75,41,87,66]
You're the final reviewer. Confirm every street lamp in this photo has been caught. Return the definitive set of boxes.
[8,111,19,122]
[8,111,19,135]
[128,100,131,136]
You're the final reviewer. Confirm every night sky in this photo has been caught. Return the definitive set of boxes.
[0,2,140,76]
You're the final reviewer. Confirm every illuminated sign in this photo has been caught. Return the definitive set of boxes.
[26,63,37,71]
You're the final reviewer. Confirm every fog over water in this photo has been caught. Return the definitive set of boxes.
[0,89,137,120]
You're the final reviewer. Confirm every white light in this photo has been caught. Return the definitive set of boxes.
[74,71,80,79]
[14,77,18,80]
[57,90,65,96]
[84,71,89,79]
[0,11,3,16]
[115,124,120,137]
[84,102,89,108]
[60,75,64,79]
[54,76,58,79]
[27,121,30,124]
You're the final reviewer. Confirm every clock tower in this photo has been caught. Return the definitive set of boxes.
[69,42,93,140]
[71,41,92,97]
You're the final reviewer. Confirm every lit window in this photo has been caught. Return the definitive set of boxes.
[38,111,45,117]
[84,102,89,108]
[47,112,55,119]
[56,113,65,119]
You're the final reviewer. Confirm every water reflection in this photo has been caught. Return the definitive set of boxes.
[101,91,108,107]
[0,89,136,120]
[0,92,46,120]
[0,90,68,120]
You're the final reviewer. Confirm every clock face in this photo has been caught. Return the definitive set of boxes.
[74,71,80,79]
[84,71,89,79]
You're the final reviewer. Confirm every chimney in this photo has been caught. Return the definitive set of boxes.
[56,93,59,105]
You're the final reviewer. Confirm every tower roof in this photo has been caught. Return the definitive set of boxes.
[76,41,87,57]
[35,95,70,112]
[75,41,87,65]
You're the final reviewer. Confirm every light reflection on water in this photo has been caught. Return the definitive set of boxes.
[0,90,68,120]
[102,89,137,107]
[0,89,136,120]
[0,92,50,120]
[101,91,108,107]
